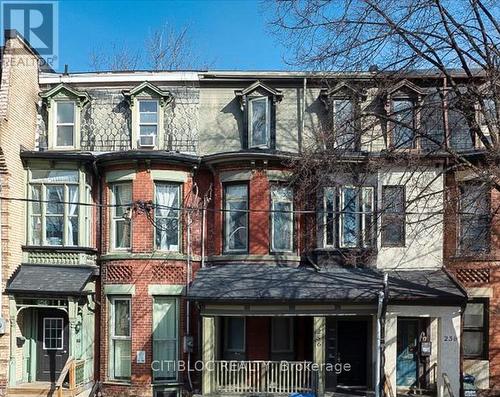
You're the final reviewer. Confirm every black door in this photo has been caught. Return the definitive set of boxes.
[337,320,368,386]
[36,310,69,382]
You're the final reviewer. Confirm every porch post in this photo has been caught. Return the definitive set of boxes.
[384,312,398,396]
[202,316,216,395]
[68,297,78,358]
[313,316,326,396]
[437,313,461,397]
[8,297,16,386]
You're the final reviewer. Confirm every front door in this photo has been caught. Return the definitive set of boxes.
[396,319,419,388]
[36,310,69,382]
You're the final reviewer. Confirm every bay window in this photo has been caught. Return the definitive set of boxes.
[29,170,80,246]
[224,184,248,253]
[463,300,488,359]
[248,97,270,148]
[459,182,490,254]
[110,297,131,381]
[271,186,293,252]
[392,99,416,149]
[155,183,181,251]
[153,297,179,382]
[55,101,76,148]
[323,186,374,248]
[111,183,132,250]
[381,186,406,247]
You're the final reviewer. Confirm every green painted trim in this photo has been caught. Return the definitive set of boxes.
[151,170,188,182]
[148,284,185,296]
[100,252,196,261]
[104,284,136,295]
[267,170,292,181]
[105,170,136,182]
[220,170,252,182]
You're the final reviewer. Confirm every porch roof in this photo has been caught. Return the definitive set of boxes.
[188,264,466,304]
[6,264,95,296]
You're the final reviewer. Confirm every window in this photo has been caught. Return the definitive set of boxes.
[224,184,248,253]
[224,317,245,354]
[111,183,132,250]
[463,300,488,359]
[332,99,356,149]
[43,318,64,350]
[110,297,131,381]
[138,100,159,146]
[55,101,76,147]
[271,186,293,252]
[481,98,496,125]
[392,99,416,148]
[459,182,490,254]
[153,298,179,382]
[155,183,181,251]
[323,186,374,248]
[271,317,294,354]
[381,186,406,247]
[29,170,80,246]
[248,97,270,148]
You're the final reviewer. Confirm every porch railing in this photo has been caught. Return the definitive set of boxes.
[213,360,316,394]
[55,357,87,397]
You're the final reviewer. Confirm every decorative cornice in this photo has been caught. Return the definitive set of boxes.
[122,81,173,107]
[386,79,426,97]
[319,81,367,110]
[39,83,91,108]
[234,80,283,111]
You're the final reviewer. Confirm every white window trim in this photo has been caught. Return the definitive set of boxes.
[49,100,81,150]
[132,97,164,149]
[152,297,180,383]
[154,182,181,252]
[42,317,64,350]
[248,96,271,148]
[109,296,132,381]
[224,317,246,353]
[270,186,294,253]
[323,187,336,248]
[224,184,248,253]
[339,185,359,248]
[110,183,132,251]
[271,317,294,354]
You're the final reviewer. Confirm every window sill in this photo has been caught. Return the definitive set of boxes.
[22,245,97,253]
[208,254,300,262]
[103,380,131,386]
[101,252,198,261]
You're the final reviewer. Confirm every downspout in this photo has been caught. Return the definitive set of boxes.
[93,159,102,382]
[300,77,307,153]
[376,273,389,397]
[0,179,4,332]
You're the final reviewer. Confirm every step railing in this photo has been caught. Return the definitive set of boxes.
[55,357,87,397]
[213,360,316,394]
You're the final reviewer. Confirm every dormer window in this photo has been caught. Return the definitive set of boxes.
[55,101,76,147]
[332,98,355,148]
[123,82,172,150]
[235,81,283,150]
[138,100,159,147]
[40,83,90,150]
[249,96,270,148]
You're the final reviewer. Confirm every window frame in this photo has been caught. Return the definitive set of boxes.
[154,182,182,252]
[270,185,294,253]
[223,317,246,354]
[270,317,294,354]
[390,98,418,150]
[53,100,77,149]
[463,299,489,360]
[248,96,271,149]
[323,187,336,248]
[381,185,406,247]
[331,97,357,150]
[27,169,81,247]
[138,99,159,138]
[152,296,180,383]
[42,317,64,350]
[110,183,132,251]
[223,183,249,254]
[109,296,132,382]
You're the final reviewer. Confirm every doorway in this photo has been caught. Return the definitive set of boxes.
[36,309,69,382]
[396,318,419,388]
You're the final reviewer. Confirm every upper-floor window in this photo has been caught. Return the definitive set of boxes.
[458,182,490,254]
[138,100,159,148]
[29,170,80,246]
[110,183,132,250]
[249,97,271,148]
[155,183,181,252]
[323,186,374,248]
[332,98,356,149]
[224,184,248,253]
[463,300,488,359]
[381,186,406,247]
[270,186,293,252]
[392,99,416,149]
[55,101,76,148]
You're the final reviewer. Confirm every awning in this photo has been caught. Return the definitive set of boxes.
[6,264,95,296]
[188,264,466,305]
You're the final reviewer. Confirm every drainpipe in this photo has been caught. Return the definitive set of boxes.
[376,273,389,397]
[0,179,4,335]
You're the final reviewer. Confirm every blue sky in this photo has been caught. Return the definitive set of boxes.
[55,0,285,72]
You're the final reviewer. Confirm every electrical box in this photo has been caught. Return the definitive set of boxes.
[0,317,6,335]
[136,350,146,364]
[183,335,193,353]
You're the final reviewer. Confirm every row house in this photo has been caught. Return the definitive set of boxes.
[0,44,497,397]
